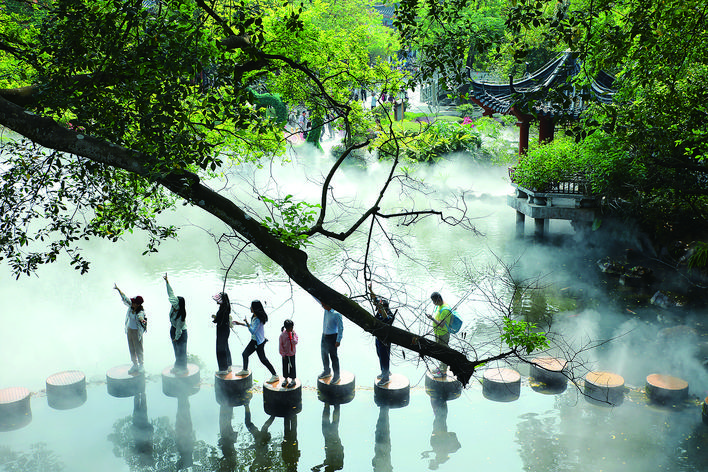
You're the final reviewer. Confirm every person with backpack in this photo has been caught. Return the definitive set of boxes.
[233,300,279,383]
[164,274,188,375]
[114,283,147,374]
[426,292,452,378]
[369,283,395,386]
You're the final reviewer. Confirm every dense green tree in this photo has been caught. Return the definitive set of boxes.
[394,0,508,83]
[399,0,707,241]
[505,0,708,241]
[0,0,556,385]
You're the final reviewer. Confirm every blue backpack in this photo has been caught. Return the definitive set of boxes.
[447,310,462,334]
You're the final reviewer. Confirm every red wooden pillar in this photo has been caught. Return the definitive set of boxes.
[538,116,555,144]
[516,118,531,156]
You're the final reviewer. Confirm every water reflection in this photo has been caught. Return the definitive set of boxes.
[312,403,344,471]
[174,395,193,470]
[422,396,461,470]
[217,405,237,460]
[109,388,213,471]
[281,413,300,471]
[372,406,392,472]
[243,402,276,469]
[132,391,154,467]
[0,442,64,472]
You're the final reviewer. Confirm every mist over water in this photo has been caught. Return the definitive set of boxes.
[2,139,708,471]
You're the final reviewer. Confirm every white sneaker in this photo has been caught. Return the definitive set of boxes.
[216,370,228,376]
[267,375,279,383]
[235,369,249,376]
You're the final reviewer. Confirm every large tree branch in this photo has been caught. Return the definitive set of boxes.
[0,96,480,385]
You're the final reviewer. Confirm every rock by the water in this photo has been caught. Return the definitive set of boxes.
[651,291,682,309]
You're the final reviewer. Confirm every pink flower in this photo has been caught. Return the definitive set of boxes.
[462,117,474,126]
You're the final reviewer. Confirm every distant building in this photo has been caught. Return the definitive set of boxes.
[372,4,396,28]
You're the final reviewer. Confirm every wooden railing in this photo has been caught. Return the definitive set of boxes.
[508,167,593,195]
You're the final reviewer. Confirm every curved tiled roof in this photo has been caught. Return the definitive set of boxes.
[470,52,616,119]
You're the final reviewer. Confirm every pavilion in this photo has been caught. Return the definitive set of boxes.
[465,52,617,237]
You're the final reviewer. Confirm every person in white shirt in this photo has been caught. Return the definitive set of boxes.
[114,283,147,374]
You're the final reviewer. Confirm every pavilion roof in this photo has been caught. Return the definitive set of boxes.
[469,52,616,119]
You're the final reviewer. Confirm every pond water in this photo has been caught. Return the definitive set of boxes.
[2,148,708,471]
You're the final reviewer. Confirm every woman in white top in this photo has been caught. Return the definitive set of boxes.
[233,300,278,383]
[114,284,147,374]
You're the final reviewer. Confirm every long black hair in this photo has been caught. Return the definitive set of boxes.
[251,300,268,324]
[216,292,231,317]
[177,296,186,322]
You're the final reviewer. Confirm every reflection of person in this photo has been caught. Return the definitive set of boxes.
[372,406,392,472]
[114,283,147,374]
[244,403,276,470]
[318,301,344,384]
[175,395,194,470]
[218,405,237,460]
[212,292,233,375]
[279,319,298,388]
[131,390,154,467]
[281,413,300,471]
[426,292,452,378]
[233,300,279,383]
[312,403,344,471]
[164,274,188,375]
[369,283,395,386]
[422,396,461,470]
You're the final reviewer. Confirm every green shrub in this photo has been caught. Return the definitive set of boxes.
[688,242,708,272]
[512,136,581,190]
[456,103,481,118]
[253,92,287,124]
[396,120,482,162]
[513,133,632,193]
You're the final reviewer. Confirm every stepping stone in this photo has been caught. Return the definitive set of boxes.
[0,387,32,432]
[584,371,625,405]
[530,357,567,386]
[264,377,302,416]
[215,368,252,406]
[374,373,410,408]
[483,367,521,402]
[645,373,688,404]
[46,370,87,410]
[317,370,355,404]
[162,364,200,398]
[106,365,145,398]
[424,370,462,401]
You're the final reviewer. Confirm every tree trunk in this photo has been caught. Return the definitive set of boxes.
[0,96,481,385]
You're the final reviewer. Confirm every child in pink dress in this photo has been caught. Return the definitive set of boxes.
[279,319,298,388]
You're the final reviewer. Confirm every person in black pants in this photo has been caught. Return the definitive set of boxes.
[369,283,395,386]
[212,292,233,375]
[164,274,188,375]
